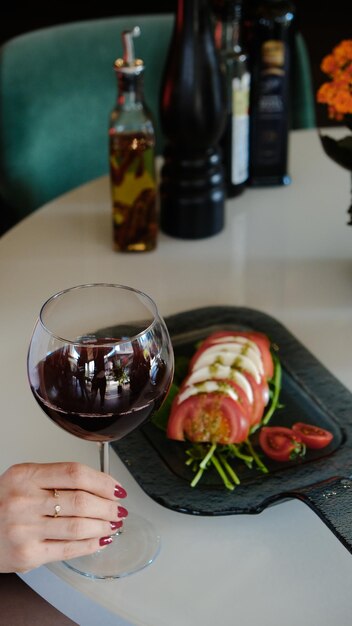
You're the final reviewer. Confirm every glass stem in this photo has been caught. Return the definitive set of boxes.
[98,441,110,474]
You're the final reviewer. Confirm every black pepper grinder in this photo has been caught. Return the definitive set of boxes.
[159,0,227,239]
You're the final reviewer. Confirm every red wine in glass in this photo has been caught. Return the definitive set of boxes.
[31,342,170,442]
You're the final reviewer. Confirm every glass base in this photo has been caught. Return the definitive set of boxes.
[63,512,160,579]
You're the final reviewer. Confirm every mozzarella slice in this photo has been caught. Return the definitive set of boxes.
[177,380,239,405]
[185,365,254,404]
[193,349,261,384]
[192,343,264,375]
[208,336,261,356]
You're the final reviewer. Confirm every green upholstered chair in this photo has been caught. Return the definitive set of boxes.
[0,14,173,230]
[0,15,315,232]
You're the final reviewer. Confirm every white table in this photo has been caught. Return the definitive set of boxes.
[1,129,352,626]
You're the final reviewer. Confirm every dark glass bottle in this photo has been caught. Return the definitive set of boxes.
[109,27,158,252]
[159,0,227,239]
[246,0,296,186]
[215,0,251,197]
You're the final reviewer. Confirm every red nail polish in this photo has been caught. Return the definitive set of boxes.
[114,485,127,498]
[117,506,128,518]
[110,520,123,531]
[99,536,113,547]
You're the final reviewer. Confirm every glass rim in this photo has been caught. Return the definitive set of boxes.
[38,282,160,347]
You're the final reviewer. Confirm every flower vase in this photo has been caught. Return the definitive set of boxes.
[318,125,352,225]
[316,39,352,225]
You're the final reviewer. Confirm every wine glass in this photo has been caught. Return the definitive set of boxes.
[27,283,174,579]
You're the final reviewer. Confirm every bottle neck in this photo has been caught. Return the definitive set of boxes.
[117,73,144,107]
[176,0,208,27]
[216,3,244,54]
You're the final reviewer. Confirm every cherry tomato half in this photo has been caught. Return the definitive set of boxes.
[292,422,333,449]
[259,426,305,462]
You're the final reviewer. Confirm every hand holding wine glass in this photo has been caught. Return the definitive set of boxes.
[0,461,127,573]
[27,283,174,578]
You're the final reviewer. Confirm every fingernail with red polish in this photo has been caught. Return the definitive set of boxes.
[114,485,127,499]
[99,536,113,547]
[117,506,128,518]
[110,520,123,531]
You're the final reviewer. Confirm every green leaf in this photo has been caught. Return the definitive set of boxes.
[152,383,179,431]
[319,133,352,171]
[261,351,282,426]
[245,438,269,474]
[174,355,190,385]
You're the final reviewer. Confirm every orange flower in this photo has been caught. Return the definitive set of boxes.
[321,54,339,76]
[331,40,352,69]
[317,39,352,121]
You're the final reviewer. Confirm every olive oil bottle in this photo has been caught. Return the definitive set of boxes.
[109,27,158,252]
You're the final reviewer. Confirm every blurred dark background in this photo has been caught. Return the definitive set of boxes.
[0,1,350,126]
[0,1,349,235]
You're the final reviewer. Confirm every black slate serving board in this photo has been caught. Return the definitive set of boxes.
[112,307,352,553]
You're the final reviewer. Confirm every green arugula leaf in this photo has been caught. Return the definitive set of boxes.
[152,383,179,432]
[174,355,190,385]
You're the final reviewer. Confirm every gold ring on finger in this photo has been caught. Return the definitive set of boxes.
[52,489,61,516]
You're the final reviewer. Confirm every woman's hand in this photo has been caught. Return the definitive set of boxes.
[0,462,128,573]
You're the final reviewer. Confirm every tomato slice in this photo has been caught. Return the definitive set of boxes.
[166,393,250,444]
[292,422,333,449]
[259,426,305,462]
[243,372,269,427]
[224,379,253,426]
[197,331,274,380]
[180,366,268,427]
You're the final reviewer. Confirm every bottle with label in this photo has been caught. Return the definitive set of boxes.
[246,0,296,186]
[214,0,251,197]
[159,0,227,239]
[109,27,158,252]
